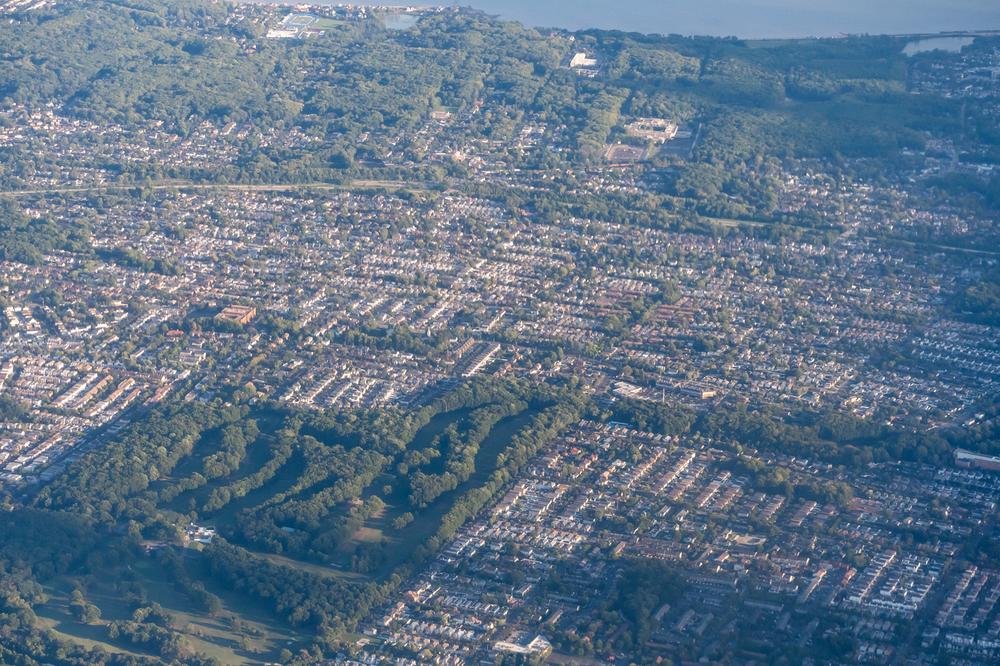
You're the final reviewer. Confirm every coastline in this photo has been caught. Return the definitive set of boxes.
[237,0,1000,41]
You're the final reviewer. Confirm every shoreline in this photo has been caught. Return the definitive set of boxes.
[235,0,1000,41]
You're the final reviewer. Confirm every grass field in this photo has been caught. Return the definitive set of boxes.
[312,17,346,30]
[35,557,303,665]
[605,143,649,163]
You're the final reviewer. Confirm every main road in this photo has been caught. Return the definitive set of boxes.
[0,178,425,197]
[3,178,995,257]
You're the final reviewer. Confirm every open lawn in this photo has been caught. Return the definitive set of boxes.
[35,556,304,666]
[312,17,346,30]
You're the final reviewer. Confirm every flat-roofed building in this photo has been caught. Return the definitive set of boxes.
[955,448,1000,472]
[217,304,257,325]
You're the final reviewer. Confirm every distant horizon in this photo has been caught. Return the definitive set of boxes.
[256,0,1000,39]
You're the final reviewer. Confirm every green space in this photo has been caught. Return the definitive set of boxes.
[311,17,345,30]
[1,378,586,664]
[34,557,301,666]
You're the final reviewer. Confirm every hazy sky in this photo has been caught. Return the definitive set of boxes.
[346,0,1000,38]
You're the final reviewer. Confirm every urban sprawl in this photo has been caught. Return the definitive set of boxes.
[0,2,999,665]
